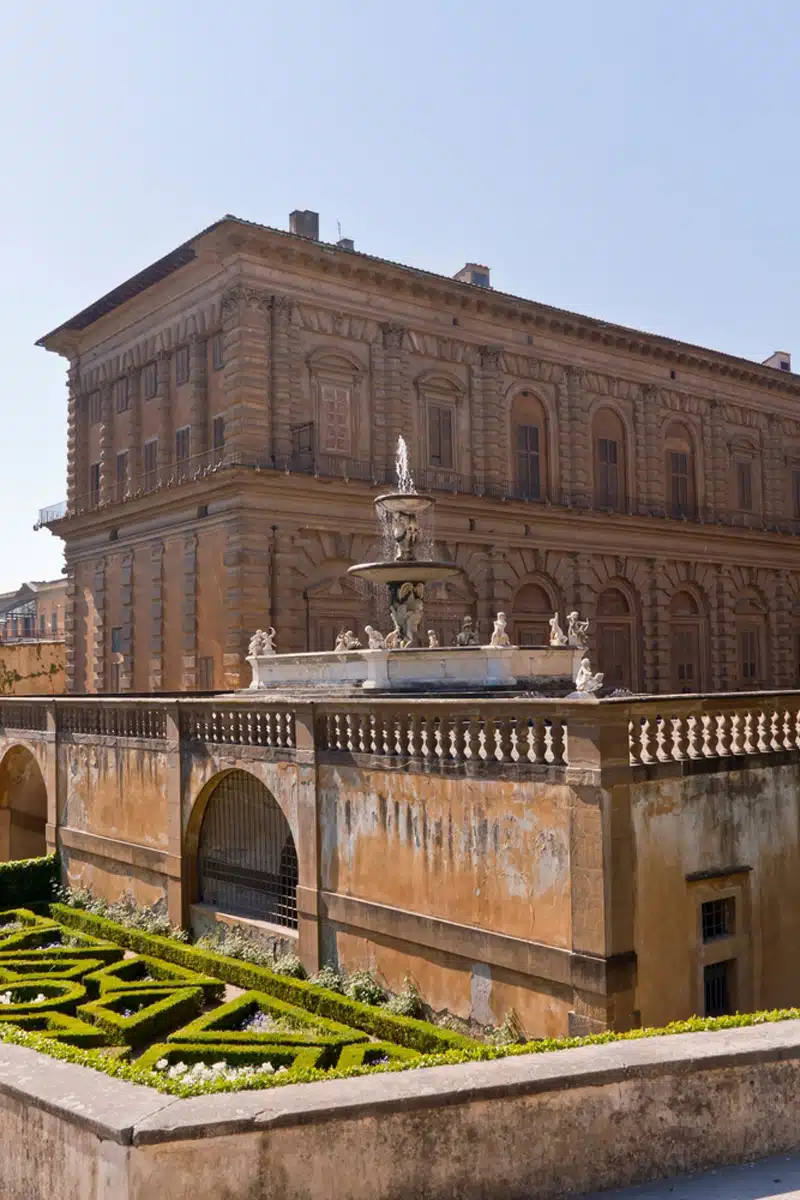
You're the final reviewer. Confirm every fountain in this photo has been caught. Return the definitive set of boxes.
[246,437,591,694]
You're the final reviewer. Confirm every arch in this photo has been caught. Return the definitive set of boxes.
[663,420,697,518]
[595,582,640,691]
[592,406,628,512]
[734,588,769,688]
[509,389,549,501]
[511,576,560,647]
[191,770,298,929]
[306,347,365,375]
[414,369,466,397]
[0,746,47,862]
[668,585,709,692]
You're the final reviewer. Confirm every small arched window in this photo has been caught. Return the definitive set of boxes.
[596,586,636,690]
[593,409,627,511]
[664,422,696,518]
[669,589,706,692]
[511,392,548,501]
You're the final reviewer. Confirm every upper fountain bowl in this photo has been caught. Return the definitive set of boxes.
[375,492,434,517]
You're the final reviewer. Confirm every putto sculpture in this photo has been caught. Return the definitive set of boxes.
[427,629,440,649]
[334,630,362,652]
[455,616,479,647]
[567,611,590,649]
[489,612,512,649]
[574,657,604,694]
[248,628,276,657]
[548,613,568,647]
[364,626,387,650]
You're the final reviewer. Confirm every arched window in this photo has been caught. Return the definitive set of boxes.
[669,589,706,692]
[729,437,761,517]
[510,392,548,501]
[511,582,555,647]
[308,352,364,461]
[197,770,298,928]
[593,409,627,511]
[417,375,464,482]
[305,572,372,652]
[596,587,636,690]
[734,593,768,689]
[664,422,696,518]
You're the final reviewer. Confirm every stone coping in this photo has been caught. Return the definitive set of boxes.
[2,1019,800,1149]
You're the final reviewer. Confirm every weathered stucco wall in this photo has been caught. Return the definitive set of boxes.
[0,641,65,695]
[632,762,800,1027]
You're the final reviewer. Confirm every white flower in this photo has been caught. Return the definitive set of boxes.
[155,1059,168,1070]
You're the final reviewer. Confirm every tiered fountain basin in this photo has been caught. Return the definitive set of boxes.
[247,644,583,694]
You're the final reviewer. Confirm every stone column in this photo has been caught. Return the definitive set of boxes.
[370,339,387,481]
[91,557,105,694]
[181,534,198,690]
[221,285,270,463]
[700,400,715,521]
[711,564,735,691]
[708,401,729,521]
[119,552,133,692]
[764,415,783,524]
[556,372,571,505]
[381,323,409,479]
[128,367,142,486]
[66,360,81,509]
[568,371,591,508]
[189,334,208,461]
[644,559,669,692]
[149,541,164,692]
[99,382,113,504]
[270,295,293,465]
[479,347,504,493]
[157,351,172,476]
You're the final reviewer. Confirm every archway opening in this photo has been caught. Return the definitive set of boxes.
[596,587,635,691]
[0,746,47,862]
[196,770,298,929]
[511,582,555,647]
[669,589,706,692]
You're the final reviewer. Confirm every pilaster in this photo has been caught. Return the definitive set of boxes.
[764,415,783,524]
[181,533,198,690]
[568,370,591,508]
[128,367,142,484]
[157,351,172,474]
[189,334,208,460]
[709,401,729,521]
[99,383,113,504]
[479,346,504,490]
[271,295,293,465]
[370,340,388,480]
[556,373,571,504]
[700,400,715,520]
[64,564,77,694]
[711,564,735,691]
[633,388,649,514]
[91,557,105,694]
[645,559,668,692]
[119,551,133,692]
[769,570,790,686]
[221,285,270,461]
[149,541,164,692]
[66,360,80,508]
[381,324,409,478]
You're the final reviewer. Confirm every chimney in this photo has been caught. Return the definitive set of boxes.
[762,350,791,372]
[289,210,319,240]
[454,263,491,288]
[336,237,355,252]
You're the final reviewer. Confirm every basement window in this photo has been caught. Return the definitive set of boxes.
[703,959,734,1017]
[701,897,735,943]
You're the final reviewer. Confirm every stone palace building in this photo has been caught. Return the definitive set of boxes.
[36,209,800,694]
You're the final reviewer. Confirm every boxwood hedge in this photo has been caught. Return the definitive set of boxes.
[169,989,369,1047]
[78,985,204,1048]
[0,855,59,910]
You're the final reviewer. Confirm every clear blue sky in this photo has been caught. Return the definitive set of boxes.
[1,0,797,592]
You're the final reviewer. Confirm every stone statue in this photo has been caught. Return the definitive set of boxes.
[334,629,362,652]
[428,629,440,649]
[548,613,568,647]
[386,581,425,648]
[574,657,604,694]
[364,625,386,650]
[489,611,512,648]
[567,611,590,649]
[391,511,420,562]
[248,628,276,657]
[455,616,479,647]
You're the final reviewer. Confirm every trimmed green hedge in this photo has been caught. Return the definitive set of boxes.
[0,957,104,983]
[0,855,59,910]
[336,1041,420,1068]
[169,990,369,1047]
[0,979,86,1014]
[83,956,224,1002]
[0,908,56,930]
[0,1010,110,1048]
[0,937,123,965]
[52,905,475,1053]
[78,986,204,1048]
[137,1041,327,1073]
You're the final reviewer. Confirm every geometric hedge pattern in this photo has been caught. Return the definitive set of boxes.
[0,908,426,1075]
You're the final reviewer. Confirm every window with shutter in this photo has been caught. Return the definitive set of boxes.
[516,424,540,499]
[143,439,158,490]
[737,461,753,511]
[211,334,224,371]
[88,392,102,424]
[175,346,190,386]
[320,384,352,455]
[670,451,689,516]
[175,427,191,467]
[597,438,619,509]
[428,405,454,469]
[115,451,128,501]
[212,415,225,458]
[90,462,101,506]
[142,362,157,399]
[740,628,759,681]
[113,378,130,412]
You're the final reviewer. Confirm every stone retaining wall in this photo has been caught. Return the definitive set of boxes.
[3,1020,800,1198]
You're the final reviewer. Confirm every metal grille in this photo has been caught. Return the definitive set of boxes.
[703,960,733,1017]
[197,770,298,928]
[701,898,735,943]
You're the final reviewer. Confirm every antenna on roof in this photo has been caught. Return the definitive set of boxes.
[337,220,342,240]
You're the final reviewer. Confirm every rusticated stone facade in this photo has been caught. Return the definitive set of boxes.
[37,214,800,694]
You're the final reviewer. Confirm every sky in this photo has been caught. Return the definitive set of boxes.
[1,0,798,592]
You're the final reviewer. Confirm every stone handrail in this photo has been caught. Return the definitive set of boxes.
[2,692,800,774]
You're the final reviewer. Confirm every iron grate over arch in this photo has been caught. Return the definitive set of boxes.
[197,770,298,929]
